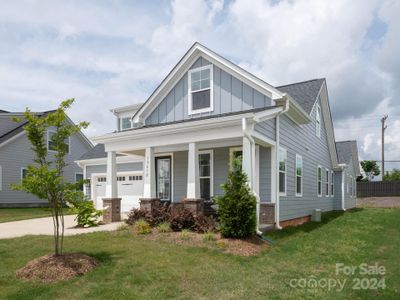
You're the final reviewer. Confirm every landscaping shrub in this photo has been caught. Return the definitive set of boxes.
[117,223,129,231]
[133,219,151,235]
[169,208,196,232]
[215,158,256,238]
[203,231,216,242]
[125,209,148,225]
[193,214,216,233]
[149,206,171,226]
[68,199,103,228]
[157,222,171,233]
[179,229,191,240]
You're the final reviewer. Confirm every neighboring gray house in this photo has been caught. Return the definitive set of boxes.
[77,43,360,229]
[0,110,93,207]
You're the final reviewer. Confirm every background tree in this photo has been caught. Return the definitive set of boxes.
[360,160,380,181]
[12,99,88,255]
[215,158,256,238]
[383,169,400,181]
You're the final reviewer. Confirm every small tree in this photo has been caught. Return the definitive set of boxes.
[360,160,380,181]
[12,99,88,255]
[215,158,256,238]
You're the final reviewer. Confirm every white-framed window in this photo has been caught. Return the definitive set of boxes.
[47,130,70,153]
[279,148,287,196]
[0,165,2,191]
[229,147,243,168]
[325,168,329,197]
[75,173,84,191]
[188,65,213,115]
[120,117,132,131]
[21,167,28,179]
[295,154,303,197]
[331,170,334,197]
[317,166,322,197]
[316,104,321,138]
[199,150,213,200]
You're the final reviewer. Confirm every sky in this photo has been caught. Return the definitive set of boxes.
[0,0,399,171]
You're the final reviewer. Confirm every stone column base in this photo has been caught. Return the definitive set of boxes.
[260,203,275,224]
[102,198,122,224]
[183,198,204,216]
[139,198,161,213]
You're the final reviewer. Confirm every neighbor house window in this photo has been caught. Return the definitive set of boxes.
[21,168,28,179]
[47,130,70,153]
[199,150,213,200]
[295,154,303,197]
[75,173,84,191]
[188,65,213,114]
[120,117,132,131]
[316,104,321,138]
[331,170,334,197]
[317,166,322,197]
[279,148,287,195]
[325,169,329,197]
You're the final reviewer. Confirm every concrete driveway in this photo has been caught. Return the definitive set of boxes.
[0,215,126,239]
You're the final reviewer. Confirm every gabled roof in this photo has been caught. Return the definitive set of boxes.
[336,140,361,175]
[277,79,325,114]
[79,143,108,160]
[0,109,8,113]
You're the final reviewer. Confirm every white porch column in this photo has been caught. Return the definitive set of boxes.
[143,147,156,198]
[242,136,253,188]
[187,142,200,199]
[105,151,118,198]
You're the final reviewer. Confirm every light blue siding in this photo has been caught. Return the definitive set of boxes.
[145,57,273,125]
[259,146,272,202]
[173,151,187,202]
[255,119,276,141]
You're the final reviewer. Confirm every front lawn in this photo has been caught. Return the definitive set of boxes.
[0,208,399,299]
[0,208,72,223]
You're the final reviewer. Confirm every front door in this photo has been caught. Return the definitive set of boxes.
[156,156,171,201]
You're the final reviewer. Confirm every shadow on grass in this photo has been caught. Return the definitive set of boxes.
[83,251,113,265]
[265,210,360,241]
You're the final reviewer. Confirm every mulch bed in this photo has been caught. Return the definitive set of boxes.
[143,230,268,256]
[16,253,97,283]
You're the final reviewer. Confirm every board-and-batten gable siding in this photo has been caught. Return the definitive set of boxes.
[0,132,90,205]
[145,57,273,125]
[278,95,336,221]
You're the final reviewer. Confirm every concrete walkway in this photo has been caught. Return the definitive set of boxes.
[0,215,126,239]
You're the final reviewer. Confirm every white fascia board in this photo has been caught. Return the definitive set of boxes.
[133,43,285,123]
[75,155,144,167]
[276,95,311,125]
[0,131,25,149]
[253,106,284,122]
[110,103,143,116]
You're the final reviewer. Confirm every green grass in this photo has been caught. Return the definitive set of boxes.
[0,208,73,223]
[0,208,399,299]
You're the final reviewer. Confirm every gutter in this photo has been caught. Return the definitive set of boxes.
[274,95,290,230]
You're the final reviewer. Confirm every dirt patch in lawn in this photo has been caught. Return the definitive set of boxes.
[144,230,268,256]
[16,253,97,283]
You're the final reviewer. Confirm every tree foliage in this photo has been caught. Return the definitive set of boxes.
[12,99,89,255]
[383,169,400,181]
[215,158,256,238]
[360,160,380,181]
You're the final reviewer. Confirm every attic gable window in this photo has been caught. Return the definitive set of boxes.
[120,117,132,131]
[188,65,213,114]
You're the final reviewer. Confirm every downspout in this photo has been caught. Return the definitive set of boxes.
[242,118,263,236]
[274,96,290,230]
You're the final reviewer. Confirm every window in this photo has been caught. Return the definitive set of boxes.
[21,168,28,179]
[129,175,143,181]
[279,148,287,195]
[117,176,126,181]
[156,156,171,201]
[317,166,322,197]
[47,130,70,153]
[0,165,2,191]
[120,117,132,131]
[199,150,213,200]
[316,104,321,138]
[97,177,106,182]
[295,154,303,196]
[229,147,243,168]
[75,173,84,191]
[325,169,329,197]
[331,170,334,197]
[188,65,213,114]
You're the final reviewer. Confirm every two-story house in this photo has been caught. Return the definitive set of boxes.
[77,43,360,229]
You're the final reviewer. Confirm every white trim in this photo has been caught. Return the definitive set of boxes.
[331,170,334,197]
[198,149,214,199]
[47,129,71,154]
[278,147,287,197]
[155,152,174,202]
[317,165,322,197]
[325,168,330,197]
[0,165,2,191]
[316,104,321,138]
[76,155,144,167]
[188,64,214,115]
[0,131,25,149]
[295,154,303,197]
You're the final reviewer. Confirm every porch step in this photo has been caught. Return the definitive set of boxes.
[259,224,275,233]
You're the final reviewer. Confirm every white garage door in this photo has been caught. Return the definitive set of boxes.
[93,173,144,212]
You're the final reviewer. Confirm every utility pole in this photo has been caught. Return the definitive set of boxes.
[381,115,388,180]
